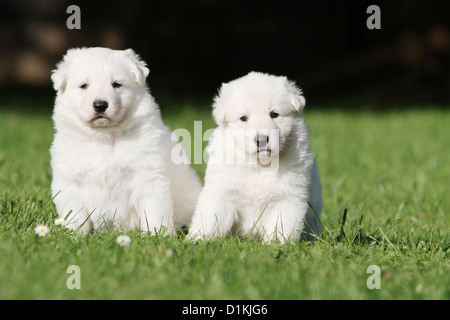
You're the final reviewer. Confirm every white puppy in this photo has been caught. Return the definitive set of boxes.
[189,72,322,242]
[50,47,202,234]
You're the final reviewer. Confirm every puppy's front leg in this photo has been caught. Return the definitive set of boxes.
[262,200,309,243]
[188,187,237,240]
[138,176,175,235]
[53,193,92,234]
[52,184,92,234]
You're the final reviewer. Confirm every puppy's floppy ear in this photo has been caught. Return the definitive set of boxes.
[51,49,76,92]
[212,83,228,125]
[51,66,66,92]
[285,78,306,112]
[124,49,150,85]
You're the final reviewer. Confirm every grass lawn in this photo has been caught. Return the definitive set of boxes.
[0,98,448,299]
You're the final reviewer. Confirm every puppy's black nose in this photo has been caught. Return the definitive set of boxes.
[254,135,269,148]
[93,100,108,113]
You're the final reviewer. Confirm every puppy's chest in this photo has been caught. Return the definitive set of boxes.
[67,142,140,184]
[237,174,286,202]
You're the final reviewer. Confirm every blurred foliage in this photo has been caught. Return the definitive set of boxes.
[1,0,449,107]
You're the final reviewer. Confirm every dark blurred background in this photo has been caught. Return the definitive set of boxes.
[1,0,450,108]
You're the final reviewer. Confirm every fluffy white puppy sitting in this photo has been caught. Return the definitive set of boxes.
[189,72,322,242]
[50,47,202,234]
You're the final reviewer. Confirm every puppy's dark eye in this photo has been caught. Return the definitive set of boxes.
[240,115,248,122]
[112,81,122,88]
[270,111,279,119]
[79,83,88,89]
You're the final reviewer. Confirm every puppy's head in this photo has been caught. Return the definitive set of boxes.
[212,72,306,161]
[51,47,149,128]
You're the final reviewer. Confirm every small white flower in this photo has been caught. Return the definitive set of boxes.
[54,218,66,226]
[116,235,131,246]
[35,225,50,237]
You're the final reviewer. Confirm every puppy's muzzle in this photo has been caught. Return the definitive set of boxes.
[254,135,269,148]
[93,100,109,113]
